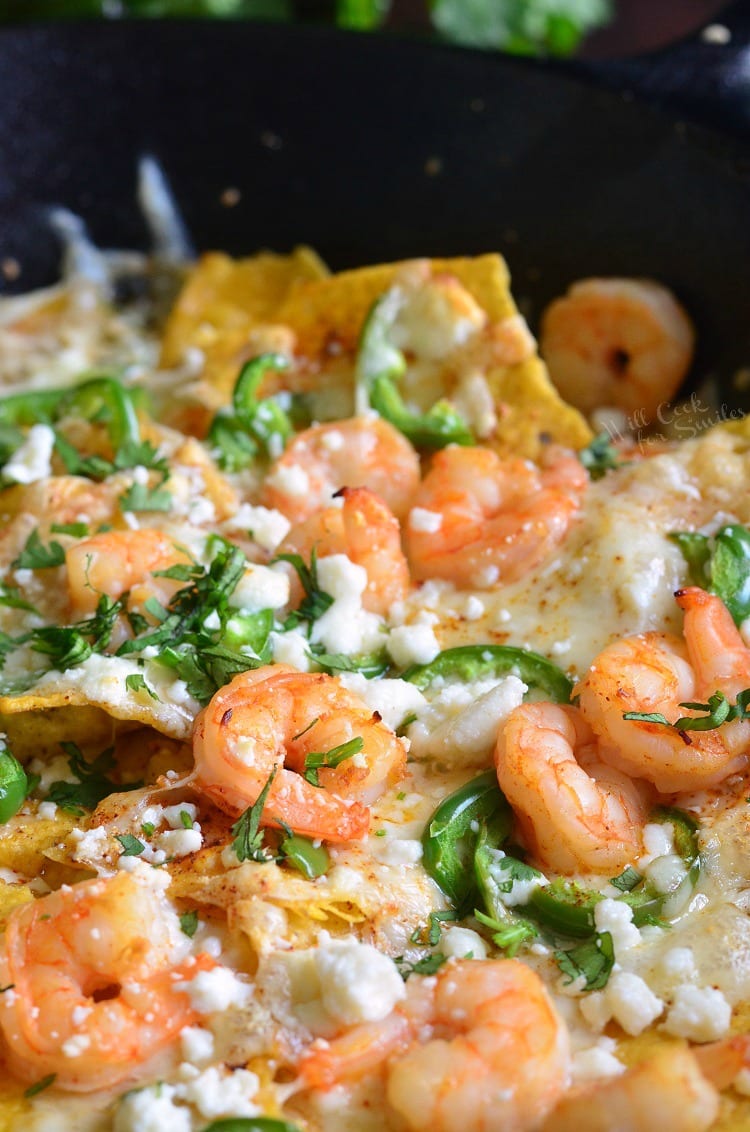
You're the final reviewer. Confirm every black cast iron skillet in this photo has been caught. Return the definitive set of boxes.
[0,4,749,408]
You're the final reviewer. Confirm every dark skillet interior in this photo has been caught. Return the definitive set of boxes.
[0,22,749,410]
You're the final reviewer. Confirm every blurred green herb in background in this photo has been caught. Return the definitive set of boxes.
[0,0,614,56]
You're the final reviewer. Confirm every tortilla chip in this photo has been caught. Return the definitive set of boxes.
[276,253,514,358]
[0,705,115,763]
[159,246,329,399]
[277,253,591,457]
[487,355,593,459]
[0,809,76,881]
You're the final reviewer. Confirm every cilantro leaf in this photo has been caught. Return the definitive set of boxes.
[276,549,333,633]
[50,522,90,538]
[24,1074,56,1099]
[555,931,615,991]
[670,524,750,625]
[11,529,65,570]
[47,742,140,815]
[624,689,750,733]
[116,833,145,857]
[230,767,278,862]
[119,481,172,513]
[179,910,200,937]
[609,865,642,893]
[125,673,160,701]
[395,953,448,980]
[303,736,364,787]
[578,432,623,480]
[0,583,39,613]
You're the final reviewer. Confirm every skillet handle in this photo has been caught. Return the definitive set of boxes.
[570,0,750,139]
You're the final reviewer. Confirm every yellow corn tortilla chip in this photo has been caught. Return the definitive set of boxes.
[276,253,591,458]
[487,355,592,458]
[159,246,329,399]
[276,252,515,357]
[0,705,115,763]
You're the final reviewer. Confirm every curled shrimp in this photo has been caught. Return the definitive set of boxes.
[299,958,570,1132]
[576,587,750,793]
[261,416,420,524]
[277,486,411,616]
[405,444,586,589]
[192,664,407,841]
[495,702,649,874]
[541,1035,750,1132]
[66,528,190,618]
[540,277,695,421]
[0,871,212,1092]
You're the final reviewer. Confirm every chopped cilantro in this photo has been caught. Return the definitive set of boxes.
[395,953,447,979]
[0,583,38,613]
[119,481,172,513]
[609,865,642,893]
[179,810,194,829]
[230,768,278,863]
[179,910,200,938]
[125,673,160,701]
[303,736,364,787]
[116,834,145,857]
[624,688,750,733]
[24,1074,56,1098]
[47,742,140,815]
[555,931,615,991]
[11,529,65,570]
[276,548,333,633]
[141,821,156,837]
[50,522,90,538]
[578,432,623,480]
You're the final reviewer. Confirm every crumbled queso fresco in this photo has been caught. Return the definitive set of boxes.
[0,206,748,1132]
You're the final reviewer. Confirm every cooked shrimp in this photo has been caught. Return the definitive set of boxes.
[192,664,407,841]
[576,587,750,793]
[299,958,570,1132]
[540,277,695,421]
[0,871,213,1092]
[66,528,191,617]
[277,486,410,615]
[405,443,586,589]
[495,702,648,874]
[261,417,420,524]
[540,1045,719,1132]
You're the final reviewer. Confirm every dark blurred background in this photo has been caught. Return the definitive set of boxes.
[0,0,734,58]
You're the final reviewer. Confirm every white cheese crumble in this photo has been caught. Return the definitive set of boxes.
[281,936,405,1035]
[227,502,291,552]
[156,828,203,857]
[337,671,427,733]
[407,674,526,765]
[265,463,309,498]
[662,985,732,1042]
[315,938,406,1025]
[593,899,641,954]
[579,971,663,1036]
[175,966,252,1014]
[310,555,385,657]
[409,507,443,533]
[3,423,55,484]
[180,1025,215,1063]
[441,926,489,960]
[114,1084,192,1132]
[387,622,441,668]
[229,563,290,613]
[176,1066,261,1120]
[271,628,311,671]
